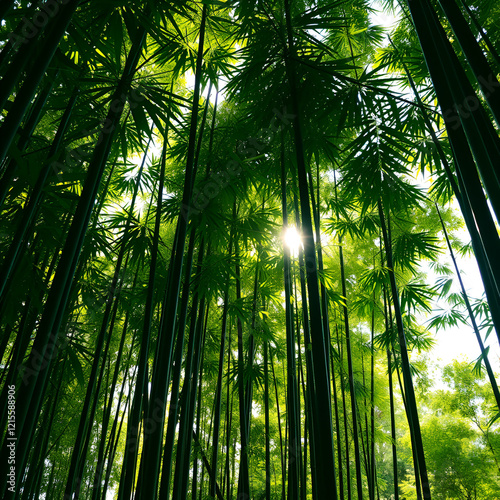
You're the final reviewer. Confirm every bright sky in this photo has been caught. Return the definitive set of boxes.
[370,5,400,36]
[424,221,500,373]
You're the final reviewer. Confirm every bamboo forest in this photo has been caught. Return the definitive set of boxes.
[2,0,500,498]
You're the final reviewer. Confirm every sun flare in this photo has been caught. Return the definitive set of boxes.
[284,226,302,252]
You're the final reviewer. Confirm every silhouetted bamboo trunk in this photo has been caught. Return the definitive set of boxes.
[370,309,376,500]
[171,247,208,500]
[192,367,203,500]
[0,85,79,300]
[192,429,224,500]
[398,54,500,339]
[139,8,207,496]
[102,341,138,499]
[32,375,65,499]
[223,330,234,498]
[235,232,251,499]
[382,283,400,500]
[283,1,337,496]
[309,165,331,382]
[360,350,371,497]
[334,173,363,500]
[0,25,147,497]
[294,200,318,500]
[91,275,139,500]
[0,69,57,208]
[338,327,352,500]
[331,346,344,500]
[118,118,170,499]
[0,1,71,111]
[156,228,197,499]
[387,348,399,500]
[438,0,500,127]
[264,337,271,500]
[210,234,232,498]
[296,304,309,500]
[0,0,80,164]
[393,350,423,500]
[270,349,286,499]
[406,0,500,222]
[65,155,146,498]
[458,0,500,65]
[21,356,66,500]
[399,54,500,341]
[378,200,431,499]
[282,139,300,500]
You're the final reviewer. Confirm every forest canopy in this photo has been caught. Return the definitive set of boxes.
[0,0,500,499]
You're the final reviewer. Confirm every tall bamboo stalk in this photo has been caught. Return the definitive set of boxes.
[378,200,431,499]
[0,0,80,164]
[397,51,500,338]
[282,138,301,500]
[210,235,233,498]
[0,86,79,300]
[0,69,58,209]
[338,233,364,500]
[406,0,500,222]
[283,2,337,496]
[0,25,147,497]
[235,231,251,499]
[458,0,500,65]
[171,236,208,499]
[155,230,197,499]
[64,150,146,499]
[118,118,170,499]
[138,8,207,496]
[438,0,500,127]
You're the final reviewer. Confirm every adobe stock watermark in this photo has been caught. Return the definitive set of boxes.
[8,0,73,50]
[181,107,296,221]
[50,88,145,180]
[442,74,500,129]
[125,397,176,454]
[6,385,16,494]
[19,333,69,385]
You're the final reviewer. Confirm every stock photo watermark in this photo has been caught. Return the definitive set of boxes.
[19,334,69,385]
[50,88,145,180]
[442,74,500,129]
[8,0,73,50]
[6,385,16,493]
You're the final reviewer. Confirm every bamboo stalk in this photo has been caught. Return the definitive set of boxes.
[378,200,431,500]
[138,8,207,496]
[438,0,500,127]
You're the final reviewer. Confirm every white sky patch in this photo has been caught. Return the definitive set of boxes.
[410,192,500,376]
[370,9,399,31]
[369,2,401,46]
[425,223,500,373]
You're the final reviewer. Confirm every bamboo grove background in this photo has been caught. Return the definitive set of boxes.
[1,0,500,498]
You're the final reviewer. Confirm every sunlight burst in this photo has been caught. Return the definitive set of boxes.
[284,226,302,254]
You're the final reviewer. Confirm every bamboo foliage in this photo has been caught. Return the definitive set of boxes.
[0,1,500,499]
